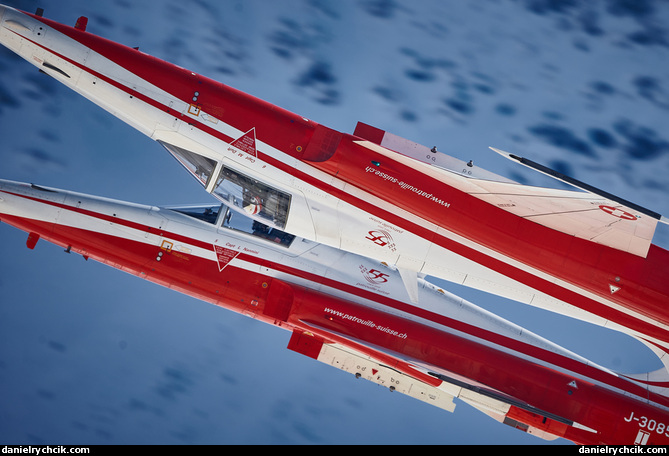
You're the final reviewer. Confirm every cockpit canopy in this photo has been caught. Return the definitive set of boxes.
[171,204,222,224]
[160,141,291,230]
[166,203,295,248]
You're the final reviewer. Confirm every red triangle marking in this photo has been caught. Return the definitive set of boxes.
[214,245,240,271]
[372,368,378,375]
[230,128,257,157]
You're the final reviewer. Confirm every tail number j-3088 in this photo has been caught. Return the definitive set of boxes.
[624,411,669,437]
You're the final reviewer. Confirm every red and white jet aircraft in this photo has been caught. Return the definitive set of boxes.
[1,3,668,399]
[1,177,668,445]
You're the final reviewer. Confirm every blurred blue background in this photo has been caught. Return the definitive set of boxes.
[1,0,668,444]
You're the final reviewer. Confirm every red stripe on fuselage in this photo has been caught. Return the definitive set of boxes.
[3,190,669,410]
[7,211,668,444]
[288,289,669,445]
[24,12,669,346]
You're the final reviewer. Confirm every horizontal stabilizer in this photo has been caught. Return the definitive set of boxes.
[492,148,665,223]
[455,148,662,258]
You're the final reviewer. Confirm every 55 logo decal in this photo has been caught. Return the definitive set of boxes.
[365,229,397,252]
[359,264,390,285]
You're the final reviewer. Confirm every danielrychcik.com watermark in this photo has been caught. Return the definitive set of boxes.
[2,447,90,455]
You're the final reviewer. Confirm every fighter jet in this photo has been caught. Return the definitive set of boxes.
[1,178,668,445]
[1,5,668,384]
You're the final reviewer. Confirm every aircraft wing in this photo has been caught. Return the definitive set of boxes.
[461,175,658,258]
[353,122,660,258]
[289,323,580,441]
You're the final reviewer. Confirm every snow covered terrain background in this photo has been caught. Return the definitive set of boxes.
[1,0,669,445]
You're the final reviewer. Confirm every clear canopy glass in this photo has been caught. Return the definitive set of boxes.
[212,165,291,230]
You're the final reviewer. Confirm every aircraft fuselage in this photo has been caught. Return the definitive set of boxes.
[1,5,668,368]
[1,178,669,445]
